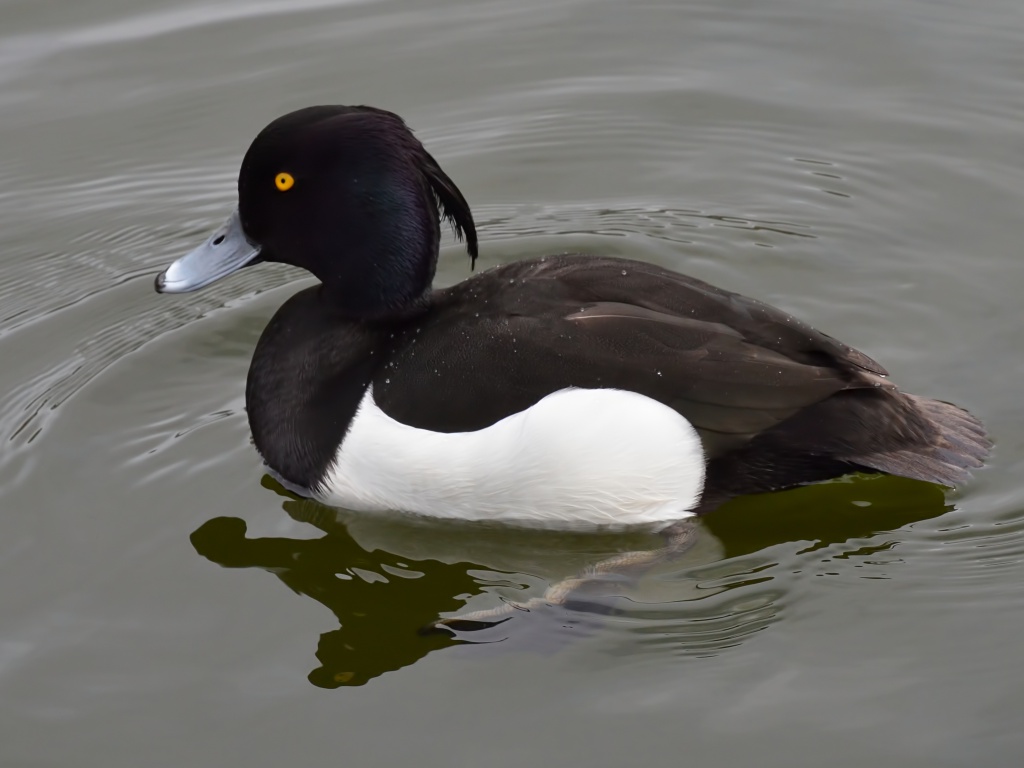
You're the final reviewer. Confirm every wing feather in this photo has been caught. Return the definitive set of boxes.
[374,255,889,458]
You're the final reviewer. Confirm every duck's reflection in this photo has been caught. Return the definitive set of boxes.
[190,509,483,688]
[190,474,951,688]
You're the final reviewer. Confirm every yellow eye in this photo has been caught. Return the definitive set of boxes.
[275,172,294,191]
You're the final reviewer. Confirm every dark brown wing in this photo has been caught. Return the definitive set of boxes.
[536,254,886,376]
[373,254,891,457]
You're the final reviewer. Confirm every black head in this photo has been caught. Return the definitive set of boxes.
[157,106,477,317]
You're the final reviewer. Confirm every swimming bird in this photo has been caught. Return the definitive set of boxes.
[155,105,990,526]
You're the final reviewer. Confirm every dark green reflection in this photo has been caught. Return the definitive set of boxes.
[191,505,485,688]
[704,474,952,558]
[191,473,951,687]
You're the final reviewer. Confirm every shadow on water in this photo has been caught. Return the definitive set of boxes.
[190,474,951,688]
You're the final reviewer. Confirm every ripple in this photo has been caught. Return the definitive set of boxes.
[628,587,783,659]
[0,0,377,79]
[474,202,815,248]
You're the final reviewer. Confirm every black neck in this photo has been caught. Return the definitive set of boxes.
[312,200,440,319]
[245,286,392,491]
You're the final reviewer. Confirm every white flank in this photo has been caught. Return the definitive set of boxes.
[318,386,705,526]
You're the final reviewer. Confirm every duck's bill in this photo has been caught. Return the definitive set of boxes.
[155,209,261,293]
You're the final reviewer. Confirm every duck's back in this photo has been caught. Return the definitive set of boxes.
[374,254,885,448]
[369,254,988,505]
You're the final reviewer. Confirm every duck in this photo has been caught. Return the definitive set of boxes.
[155,105,991,527]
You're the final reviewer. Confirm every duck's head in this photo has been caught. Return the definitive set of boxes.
[156,105,477,317]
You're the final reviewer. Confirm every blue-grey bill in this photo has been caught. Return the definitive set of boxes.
[155,209,261,293]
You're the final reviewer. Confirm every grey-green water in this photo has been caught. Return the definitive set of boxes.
[2,0,1023,765]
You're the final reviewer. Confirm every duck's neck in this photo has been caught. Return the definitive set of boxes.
[319,274,434,322]
[245,285,397,491]
[308,200,441,319]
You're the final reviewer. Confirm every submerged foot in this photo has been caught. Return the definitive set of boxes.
[430,519,700,632]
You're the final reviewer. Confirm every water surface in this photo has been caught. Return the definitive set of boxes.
[2,0,1024,765]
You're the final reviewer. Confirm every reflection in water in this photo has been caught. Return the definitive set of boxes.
[191,474,950,687]
[190,511,481,689]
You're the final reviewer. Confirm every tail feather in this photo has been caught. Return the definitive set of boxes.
[848,395,991,488]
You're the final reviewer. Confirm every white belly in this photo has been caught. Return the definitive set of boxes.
[318,386,705,526]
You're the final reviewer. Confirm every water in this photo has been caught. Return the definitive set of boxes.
[2,0,1023,765]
